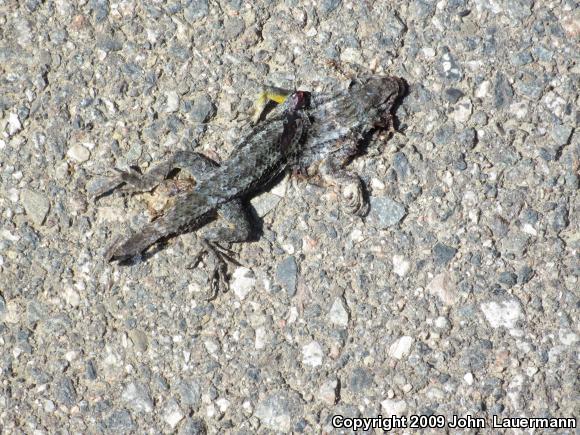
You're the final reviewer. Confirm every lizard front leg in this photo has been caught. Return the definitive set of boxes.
[199,200,253,243]
[319,142,369,217]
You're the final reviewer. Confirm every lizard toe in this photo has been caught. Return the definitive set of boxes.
[342,183,369,216]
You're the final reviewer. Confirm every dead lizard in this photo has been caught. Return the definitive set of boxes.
[93,76,405,293]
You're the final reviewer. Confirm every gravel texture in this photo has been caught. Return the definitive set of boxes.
[1,0,578,433]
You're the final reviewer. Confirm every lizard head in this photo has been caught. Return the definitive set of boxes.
[349,76,405,114]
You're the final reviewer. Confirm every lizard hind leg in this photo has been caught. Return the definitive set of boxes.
[118,150,220,193]
[93,157,181,198]
[93,151,220,198]
[193,200,254,298]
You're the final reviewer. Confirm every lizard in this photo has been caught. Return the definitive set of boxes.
[271,75,405,216]
[94,91,310,289]
[93,75,405,293]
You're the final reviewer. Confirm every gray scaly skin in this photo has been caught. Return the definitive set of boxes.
[95,76,405,278]
[294,75,405,215]
[100,91,310,263]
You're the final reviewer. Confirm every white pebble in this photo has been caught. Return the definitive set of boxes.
[7,113,22,136]
[255,327,266,350]
[328,298,349,327]
[231,267,256,300]
[66,143,91,163]
[480,300,523,329]
[389,336,414,360]
[392,255,411,277]
[427,272,457,305]
[302,341,324,367]
[451,98,472,123]
[381,398,407,417]
[163,400,184,428]
[165,91,180,113]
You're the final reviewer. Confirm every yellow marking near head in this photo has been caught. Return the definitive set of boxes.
[252,87,293,124]
[263,92,289,104]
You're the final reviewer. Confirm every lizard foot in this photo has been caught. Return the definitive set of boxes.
[90,168,155,199]
[90,175,126,199]
[113,167,166,194]
[188,241,238,300]
[342,182,369,217]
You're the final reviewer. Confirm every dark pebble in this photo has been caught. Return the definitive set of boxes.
[445,88,465,103]
[517,266,534,284]
[320,0,342,15]
[106,410,134,431]
[454,152,467,170]
[539,147,557,161]
[550,124,573,146]
[458,128,477,149]
[498,271,518,288]
[90,0,110,22]
[520,208,539,224]
[552,203,569,231]
[179,418,208,435]
[223,17,245,40]
[494,72,513,108]
[392,152,411,180]
[432,243,457,266]
[86,360,97,380]
[184,0,209,22]
[166,2,183,14]
[55,377,77,406]
[178,380,202,407]
[349,367,374,393]
[511,51,533,66]
[433,123,455,147]
[369,197,407,228]
[189,96,216,123]
[276,256,298,297]
[26,0,41,11]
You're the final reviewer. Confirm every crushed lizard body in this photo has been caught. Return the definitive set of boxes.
[93,75,405,292]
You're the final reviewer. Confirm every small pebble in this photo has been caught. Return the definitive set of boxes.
[381,399,407,417]
[392,255,411,277]
[276,256,298,297]
[163,400,185,429]
[21,189,50,226]
[318,378,339,405]
[481,300,523,329]
[369,197,406,228]
[427,272,458,305]
[122,383,154,413]
[389,336,414,360]
[328,298,349,327]
[302,341,324,367]
[498,271,518,288]
[231,267,256,300]
[66,143,91,163]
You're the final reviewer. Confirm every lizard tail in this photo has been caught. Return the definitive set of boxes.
[105,221,170,262]
[106,191,215,262]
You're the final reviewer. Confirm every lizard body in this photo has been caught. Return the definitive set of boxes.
[94,76,405,290]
